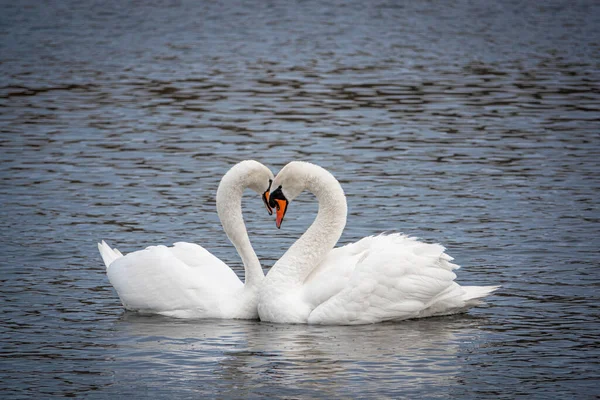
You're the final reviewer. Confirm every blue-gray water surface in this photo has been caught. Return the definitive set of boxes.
[1,0,599,398]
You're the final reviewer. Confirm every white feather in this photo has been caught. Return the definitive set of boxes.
[103,242,243,318]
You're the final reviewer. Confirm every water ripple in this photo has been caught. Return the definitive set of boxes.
[1,0,599,398]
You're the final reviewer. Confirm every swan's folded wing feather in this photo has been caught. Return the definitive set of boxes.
[107,243,243,317]
[307,234,464,325]
[169,242,243,283]
[301,236,377,309]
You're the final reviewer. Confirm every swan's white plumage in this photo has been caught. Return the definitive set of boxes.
[98,240,123,267]
[306,234,485,325]
[99,160,273,320]
[103,242,244,318]
[259,161,499,325]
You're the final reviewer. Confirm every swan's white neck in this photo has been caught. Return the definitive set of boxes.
[270,165,347,287]
[216,166,264,288]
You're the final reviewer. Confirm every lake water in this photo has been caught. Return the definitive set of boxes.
[1,0,599,398]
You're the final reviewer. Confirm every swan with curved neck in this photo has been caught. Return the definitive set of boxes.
[98,160,274,319]
[259,161,499,325]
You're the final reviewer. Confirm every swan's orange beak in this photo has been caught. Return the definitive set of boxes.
[274,198,288,229]
[262,189,272,215]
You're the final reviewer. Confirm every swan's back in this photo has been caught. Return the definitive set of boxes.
[304,233,495,325]
[105,242,243,318]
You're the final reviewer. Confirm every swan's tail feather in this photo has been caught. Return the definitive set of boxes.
[98,240,123,269]
[462,285,500,306]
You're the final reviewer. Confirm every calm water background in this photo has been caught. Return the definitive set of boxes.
[1,0,600,398]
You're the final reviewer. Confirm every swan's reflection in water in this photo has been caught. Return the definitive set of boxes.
[110,313,487,397]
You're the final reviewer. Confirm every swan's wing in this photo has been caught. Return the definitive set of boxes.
[106,242,243,318]
[301,236,378,308]
[169,242,243,282]
[306,234,465,325]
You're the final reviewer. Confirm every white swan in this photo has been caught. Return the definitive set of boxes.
[258,161,499,325]
[98,160,274,319]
